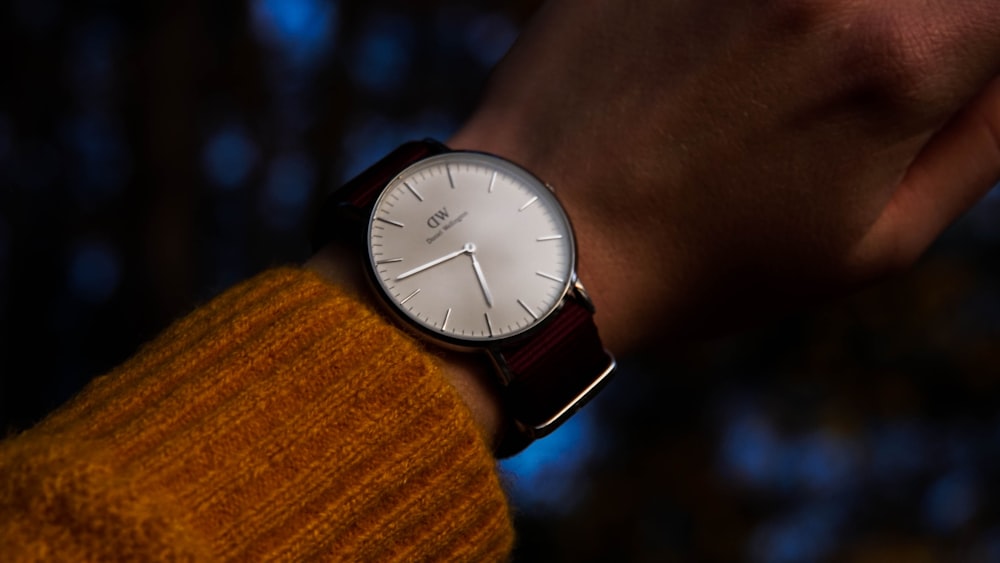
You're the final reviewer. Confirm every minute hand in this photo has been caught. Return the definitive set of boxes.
[395,244,471,281]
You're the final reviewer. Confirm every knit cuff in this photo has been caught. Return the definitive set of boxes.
[3,268,512,561]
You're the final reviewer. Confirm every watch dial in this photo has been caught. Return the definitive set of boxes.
[367,152,575,343]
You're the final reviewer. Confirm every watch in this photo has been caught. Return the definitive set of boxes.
[312,139,616,457]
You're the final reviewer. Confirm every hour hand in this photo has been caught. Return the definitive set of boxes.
[395,244,471,281]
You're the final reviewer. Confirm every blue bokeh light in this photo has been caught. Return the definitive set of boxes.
[338,110,457,183]
[719,403,860,497]
[63,112,130,205]
[719,411,782,490]
[260,152,315,230]
[203,124,258,190]
[68,239,121,304]
[500,406,603,514]
[251,0,338,68]
[750,504,845,563]
[349,14,414,96]
[922,470,979,534]
[790,431,859,496]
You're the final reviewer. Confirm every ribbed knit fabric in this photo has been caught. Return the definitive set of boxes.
[0,268,513,561]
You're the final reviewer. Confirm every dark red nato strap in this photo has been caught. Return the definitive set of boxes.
[493,297,615,458]
[312,139,616,458]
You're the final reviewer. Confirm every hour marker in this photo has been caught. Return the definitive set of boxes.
[442,308,452,331]
[484,312,494,337]
[488,170,497,193]
[400,289,420,305]
[447,165,456,189]
[536,235,563,242]
[404,182,423,202]
[517,299,538,320]
[377,217,405,228]
[519,196,539,212]
[536,271,564,283]
[376,257,403,264]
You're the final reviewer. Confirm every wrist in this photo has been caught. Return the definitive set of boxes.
[448,120,666,354]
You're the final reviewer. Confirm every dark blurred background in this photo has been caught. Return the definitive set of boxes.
[1,1,999,561]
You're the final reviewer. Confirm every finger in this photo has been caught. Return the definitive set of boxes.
[860,76,1000,270]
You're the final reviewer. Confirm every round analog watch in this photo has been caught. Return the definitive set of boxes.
[368,152,574,343]
[313,140,615,457]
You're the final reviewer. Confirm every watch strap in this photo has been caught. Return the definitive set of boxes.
[493,295,616,457]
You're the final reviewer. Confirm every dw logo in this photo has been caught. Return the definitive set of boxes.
[426,207,450,228]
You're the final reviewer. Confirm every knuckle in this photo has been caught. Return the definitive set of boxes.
[763,1,955,118]
[764,0,849,33]
[841,12,953,118]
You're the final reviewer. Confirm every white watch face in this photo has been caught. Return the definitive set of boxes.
[367,151,575,343]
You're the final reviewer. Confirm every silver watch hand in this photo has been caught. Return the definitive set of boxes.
[395,243,473,281]
[468,251,494,307]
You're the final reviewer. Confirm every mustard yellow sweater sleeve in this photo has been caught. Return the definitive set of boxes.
[0,268,514,561]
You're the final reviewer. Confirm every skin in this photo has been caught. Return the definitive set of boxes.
[312,0,1000,450]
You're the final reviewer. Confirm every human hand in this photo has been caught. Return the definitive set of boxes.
[449,0,1000,352]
